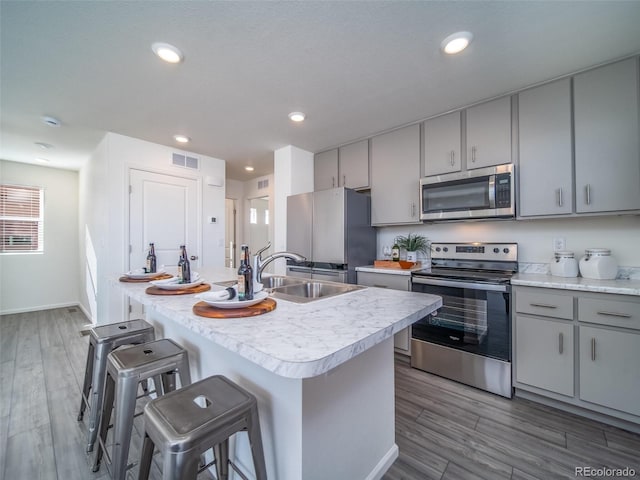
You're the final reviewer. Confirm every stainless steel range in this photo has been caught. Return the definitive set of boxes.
[410,242,518,398]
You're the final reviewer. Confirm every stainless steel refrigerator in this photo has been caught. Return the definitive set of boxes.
[286,187,376,284]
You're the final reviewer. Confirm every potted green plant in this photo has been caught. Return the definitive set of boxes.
[395,233,429,263]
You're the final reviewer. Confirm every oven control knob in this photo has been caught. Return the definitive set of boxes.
[443,247,449,252]
[493,248,500,254]
[503,248,510,254]
[435,247,441,252]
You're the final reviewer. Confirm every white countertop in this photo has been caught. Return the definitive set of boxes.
[117,267,441,379]
[356,265,423,276]
[512,273,640,296]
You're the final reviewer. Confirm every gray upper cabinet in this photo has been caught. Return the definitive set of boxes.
[518,78,573,216]
[424,111,461,176]
[314,149,339,191]
[466,96,512,169]
[370,124,421,225]
[339,140,369,190]
[574,58,640,214]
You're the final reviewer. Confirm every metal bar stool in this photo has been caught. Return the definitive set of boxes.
[77,318,156,453]
[92,338,191,480]
[138,375,267,480]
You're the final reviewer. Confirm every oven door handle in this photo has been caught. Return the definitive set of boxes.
[412,277,509,292]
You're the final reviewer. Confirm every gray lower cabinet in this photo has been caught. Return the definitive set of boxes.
[518,78,573,216]
[423,111,461,176]
[514,286,640,424]
[314,149,339,191]
[357,271,411,355]
[370,124,421,225]
[466,95,512,170]
[574,57,640,213]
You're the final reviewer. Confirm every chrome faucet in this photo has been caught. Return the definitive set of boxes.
[252,242,306,284]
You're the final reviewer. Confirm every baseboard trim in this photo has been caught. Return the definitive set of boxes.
[0,301,88,318]
[366,443,399,480]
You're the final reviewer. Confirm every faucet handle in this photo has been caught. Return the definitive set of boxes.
[255,242,271,258]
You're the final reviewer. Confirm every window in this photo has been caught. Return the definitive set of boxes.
[0,184,44,253]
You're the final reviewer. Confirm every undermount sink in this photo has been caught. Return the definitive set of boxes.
[271,280,365,303]
[261,275,305,290]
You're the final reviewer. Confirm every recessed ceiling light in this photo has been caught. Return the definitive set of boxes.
[41,116,61,127]
[35,157,50,163]
[288,112,306,122]
[152,42,184,64]
[173,134,190,143]
[35,142,53,149]
[245,166,255,172]
[441,31,473,55]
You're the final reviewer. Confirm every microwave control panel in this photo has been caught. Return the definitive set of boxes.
[495,173,512,208]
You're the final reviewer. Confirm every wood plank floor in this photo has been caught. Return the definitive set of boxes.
[1,308,639,480]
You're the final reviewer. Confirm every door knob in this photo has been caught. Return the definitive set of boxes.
[190,255,198,261]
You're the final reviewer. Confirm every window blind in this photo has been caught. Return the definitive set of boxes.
[0,184,44,253]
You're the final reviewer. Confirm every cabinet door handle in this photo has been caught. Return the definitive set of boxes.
[450,150,455,166]
[558,332,564,355]
[585,184,591,205]
[597,310,632,319]
[530,303,558,309]
[556,187,563,207]
[471,146,477,163]
[591,338,596,361]
[332,176,336,188]
[343,175,346,186]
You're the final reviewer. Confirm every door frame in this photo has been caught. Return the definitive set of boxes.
[123,163,203,317]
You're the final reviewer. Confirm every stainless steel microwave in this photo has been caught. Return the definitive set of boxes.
[420,164,514,221]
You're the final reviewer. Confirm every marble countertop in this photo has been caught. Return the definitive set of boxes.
[511,273,640,296]
[117,267,441,379]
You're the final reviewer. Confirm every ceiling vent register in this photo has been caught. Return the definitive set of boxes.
[172,153,199,170]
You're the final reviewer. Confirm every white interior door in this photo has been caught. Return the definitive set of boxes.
[129,169,198,316]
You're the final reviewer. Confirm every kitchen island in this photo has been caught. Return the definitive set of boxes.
[117,267,440,480]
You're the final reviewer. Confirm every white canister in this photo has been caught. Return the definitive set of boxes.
[579,248,618,280]
[549,251,579,278]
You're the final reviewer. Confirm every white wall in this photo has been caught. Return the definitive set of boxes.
[78,133,226,323]
[0,160,79,314]
[377,215,640,268]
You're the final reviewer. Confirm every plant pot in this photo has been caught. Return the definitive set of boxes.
[406,251,417,262]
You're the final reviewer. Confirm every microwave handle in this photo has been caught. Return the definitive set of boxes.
[488,175,496,208]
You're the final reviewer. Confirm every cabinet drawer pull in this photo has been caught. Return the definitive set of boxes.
[373,284,388,289]
[597,310,632,319]
[591,338,596,361]
[558,332,564,355]
[530,303,558,309]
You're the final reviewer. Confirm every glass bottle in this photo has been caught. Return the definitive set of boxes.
[391,240,400,262]
[146,243,157,273]
[237,244,254,301]
[177,245,191,283]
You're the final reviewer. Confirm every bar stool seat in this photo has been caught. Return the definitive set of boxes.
[77,318,155,453]
[138,375,267,480]
[93,338,191,480]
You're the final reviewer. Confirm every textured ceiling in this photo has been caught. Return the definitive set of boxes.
[2,1,640,180]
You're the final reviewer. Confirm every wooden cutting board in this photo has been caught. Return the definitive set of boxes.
[192,298,277,318]
[145,283,212,295]
[119,273,173,283]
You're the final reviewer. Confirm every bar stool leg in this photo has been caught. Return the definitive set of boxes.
[77,340,95,421]
[86,341,111,452]
[111,374,140,480]
[164,451,199,480]
[92,372,115,472]
[247,404,268,480]
[138,432,155,480]
[214,441,230,480]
